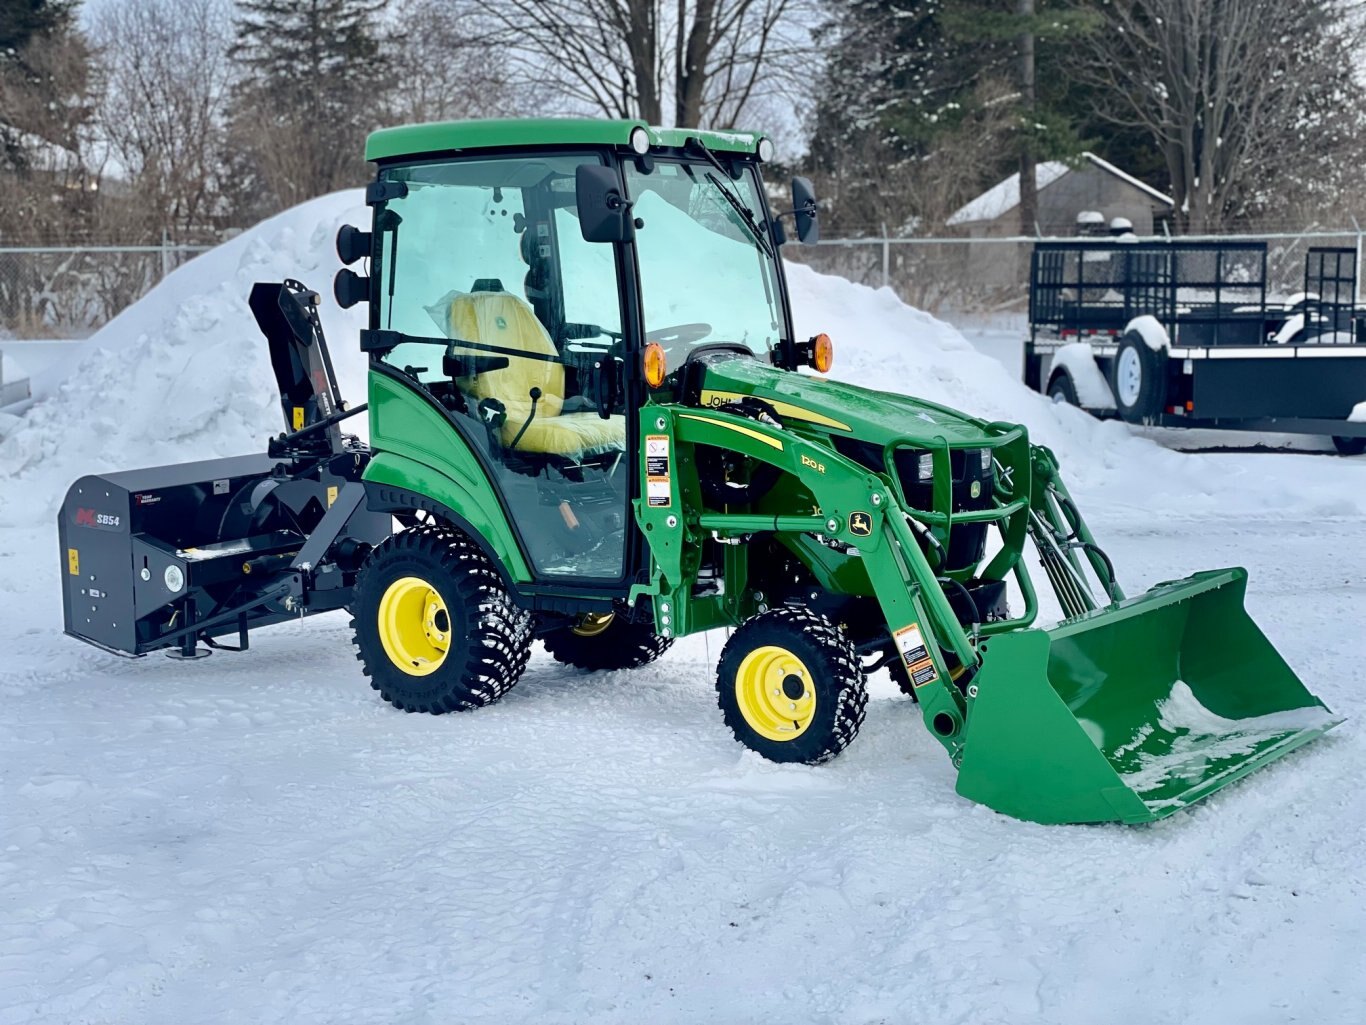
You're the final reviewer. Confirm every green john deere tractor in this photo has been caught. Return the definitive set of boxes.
[60,119,1340,824]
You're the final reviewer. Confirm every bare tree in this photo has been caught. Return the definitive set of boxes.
[481,0,816,129]
[1075,0,1366,232]
[384,0,525,123]
[89,0,235,240]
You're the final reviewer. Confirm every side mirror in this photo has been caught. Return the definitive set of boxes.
[791,176,819,245]
[575,164,634,243]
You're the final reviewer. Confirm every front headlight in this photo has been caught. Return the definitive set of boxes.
[979,448,992,473]
[917,452,934,481]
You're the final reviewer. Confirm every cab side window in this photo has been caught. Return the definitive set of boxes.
[373,154,630,579]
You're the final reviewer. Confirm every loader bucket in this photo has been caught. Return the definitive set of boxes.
[955,568,1341,824]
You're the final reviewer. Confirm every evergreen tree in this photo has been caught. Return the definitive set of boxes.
[807,0,1099,235]
[227,0,387,219]
[0,0,97,243]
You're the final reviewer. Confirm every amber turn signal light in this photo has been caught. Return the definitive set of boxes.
[810,333,833,373]
[644,341,667,388]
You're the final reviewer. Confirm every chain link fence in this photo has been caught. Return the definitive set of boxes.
[784,230,1366,316]
[3,230,1363,336]
[0,243,213,337]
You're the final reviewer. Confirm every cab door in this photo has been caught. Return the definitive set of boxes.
[369,152,638,585]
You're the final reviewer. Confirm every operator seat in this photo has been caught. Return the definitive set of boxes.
[447,284,625,458]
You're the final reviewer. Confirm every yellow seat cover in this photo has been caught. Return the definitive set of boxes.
[447,292,624,456]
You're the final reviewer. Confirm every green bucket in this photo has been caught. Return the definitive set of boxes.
[955,568,1341,824]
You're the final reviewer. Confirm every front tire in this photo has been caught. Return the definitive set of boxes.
[716,607,867,764]
[351,526,531,713]
[541,611,673,671]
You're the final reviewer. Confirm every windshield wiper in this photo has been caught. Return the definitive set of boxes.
[685,137,775,260]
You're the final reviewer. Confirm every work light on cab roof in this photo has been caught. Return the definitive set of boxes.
[56,117,1341,827]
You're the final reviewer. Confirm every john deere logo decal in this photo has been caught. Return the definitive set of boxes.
[970,480,982,499]
[495,315,508,330]
[849,511,872,537]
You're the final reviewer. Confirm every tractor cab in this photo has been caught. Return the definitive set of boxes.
[339,120,816,586]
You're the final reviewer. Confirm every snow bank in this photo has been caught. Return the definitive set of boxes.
[2,191,1362,530]
[0,192,369,527]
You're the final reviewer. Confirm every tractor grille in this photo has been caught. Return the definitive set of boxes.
[834,438,993,570]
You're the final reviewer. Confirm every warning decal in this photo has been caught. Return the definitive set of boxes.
[645,435,670,477]
[645,434,672,507]
[893,623,939,688]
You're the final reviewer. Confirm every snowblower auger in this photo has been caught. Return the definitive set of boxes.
[61,119,1340,823]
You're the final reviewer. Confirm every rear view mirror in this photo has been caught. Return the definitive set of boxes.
[792,176,819,245]
[575,165,634,243]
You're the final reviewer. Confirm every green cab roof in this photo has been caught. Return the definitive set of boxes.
[365,118,766,163]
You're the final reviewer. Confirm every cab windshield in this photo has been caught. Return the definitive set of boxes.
[624,160,786,361]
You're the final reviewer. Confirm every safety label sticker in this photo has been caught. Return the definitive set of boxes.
[646,434,671,507]
[647,480,671,507]
[645,435,670,477]
[893,623,939,688]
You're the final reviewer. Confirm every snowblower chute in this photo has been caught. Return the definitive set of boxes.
[60,118,1340,824]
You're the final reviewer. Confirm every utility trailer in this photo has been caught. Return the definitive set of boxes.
[1023,239,1366,453]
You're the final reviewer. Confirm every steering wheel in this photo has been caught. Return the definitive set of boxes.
[646,323,713,346]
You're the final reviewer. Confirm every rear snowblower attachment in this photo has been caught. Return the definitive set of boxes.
[956,568,1340,824]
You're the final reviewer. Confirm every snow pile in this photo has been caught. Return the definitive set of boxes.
[2,190,1363,531]
[0,192,369,527]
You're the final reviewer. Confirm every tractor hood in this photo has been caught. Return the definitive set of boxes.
[693,356,995,446]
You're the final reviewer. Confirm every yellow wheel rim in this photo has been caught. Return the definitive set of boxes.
[734,645,816,742]
[571,612,615,638]
[377,576,451,677]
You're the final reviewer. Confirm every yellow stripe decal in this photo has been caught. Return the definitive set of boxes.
[678,413,784,450]
[698,390,851,432]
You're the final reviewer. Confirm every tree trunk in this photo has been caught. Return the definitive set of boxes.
[626,0,661,124]
[675,0,717,128]
[1017,0,1036,236]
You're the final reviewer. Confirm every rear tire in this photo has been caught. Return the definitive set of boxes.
[1110,331,1165,423]
[1046,369,1080,406]
[1332,435,1366,456]
[541,611,673,670]
[716,607,867,764]
[351,526,531,713]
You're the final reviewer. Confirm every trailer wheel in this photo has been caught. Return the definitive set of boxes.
[351,526,531,713]
[1046,369,1080,406]
[716,607,867,764]
[1333,435,1366,456]
[1110,331,1164,423]
[541,611,673,670]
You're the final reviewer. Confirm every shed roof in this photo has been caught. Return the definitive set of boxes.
[947,152,1173,227]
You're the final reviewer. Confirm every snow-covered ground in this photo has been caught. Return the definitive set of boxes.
[2,193,1365,1024]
